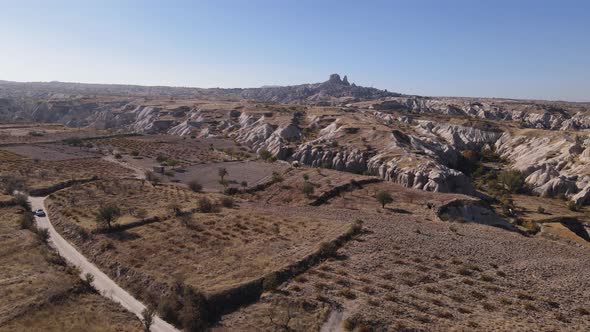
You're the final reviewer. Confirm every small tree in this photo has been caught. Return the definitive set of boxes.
[240,181,248,188]
[142,307,155,332]
[188,180,202,192]
[218,167,228,182]
[95,204,121,230]
[376,191,393,208]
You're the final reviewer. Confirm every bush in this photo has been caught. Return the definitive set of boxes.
[220,196,234,208]
[1,175,26,195]
[197,197,215,213]
[497,170,526,193]
[263,272,280,292]
[537,206,545,214]
[131,150,140,157]
[271,171,283,183]
[188,180,202,192]
[223,187,239,196]
[35,228,50,244]
[114,153,122,159]
[319,241,338,257]
[14,193,31,210]
[259,149,273,161]
[302,182,314,197]
[156,154,168,163]
[376,191,393,208]
[179,286,209,332]
[19,211,35,230]
[567,201,580,212]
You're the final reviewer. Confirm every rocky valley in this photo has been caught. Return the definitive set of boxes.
[1,75,589,332]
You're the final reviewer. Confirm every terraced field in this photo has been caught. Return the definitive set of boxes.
[0,206,141,331]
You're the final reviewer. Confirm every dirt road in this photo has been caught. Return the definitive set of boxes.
[29,196,178,332]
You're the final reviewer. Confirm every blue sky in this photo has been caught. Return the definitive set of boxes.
[1,0,589,101]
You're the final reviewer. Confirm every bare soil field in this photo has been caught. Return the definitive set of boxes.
[94,135,248,167]
[174,161,289,191]
[0,157,134,192]
[0,206,141,331]
[219,202,590,331]
[0,123,109,145]
[3,143,100,160]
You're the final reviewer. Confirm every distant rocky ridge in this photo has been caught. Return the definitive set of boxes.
[3,76,590,205]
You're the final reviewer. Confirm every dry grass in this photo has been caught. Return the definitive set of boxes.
[0,207,140,331]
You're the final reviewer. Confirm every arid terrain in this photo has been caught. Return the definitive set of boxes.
[0,76,589,331]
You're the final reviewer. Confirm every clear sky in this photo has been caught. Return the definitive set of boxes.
[1,0,589,101]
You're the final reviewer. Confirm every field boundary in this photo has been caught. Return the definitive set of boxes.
[309,178,382,206]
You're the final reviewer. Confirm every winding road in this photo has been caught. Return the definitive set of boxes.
[29,196,179,332]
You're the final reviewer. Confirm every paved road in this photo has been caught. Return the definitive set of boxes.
[29,196,179,332]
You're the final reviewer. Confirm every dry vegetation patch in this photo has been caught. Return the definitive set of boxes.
[0,206,140,331]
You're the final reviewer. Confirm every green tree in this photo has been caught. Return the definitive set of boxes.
[376,191,393,208]
[95,204,121,229]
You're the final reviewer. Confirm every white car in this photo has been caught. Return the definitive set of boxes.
[34,209,46,217]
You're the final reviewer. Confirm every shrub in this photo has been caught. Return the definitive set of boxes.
[179,286,209,332]
[223,187,239,196]
[567,201,580,212]
[302,173,310,181]
[164,169,175,177]
[319,241,338,257]
[537,206,545,214]
[259,149,273,161]
[156,154,168,163]
[263,272,280,292]
[376,191,393,208]
[497,170,526,193]
[114,153,122,159]
[220,196,234,208]
[1,175,26,195]
[82,273,95,291]
[178,213,196,229]
[19,211,35,230]
[271,171,284,183]
[168,201,182,216]
[240,181,248,188]
[36,228,50,244]
[14,193,31,210]
[188,180,202,192]
[197,197,215,213]
[131,150,140,157]
[302,182,314,197]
